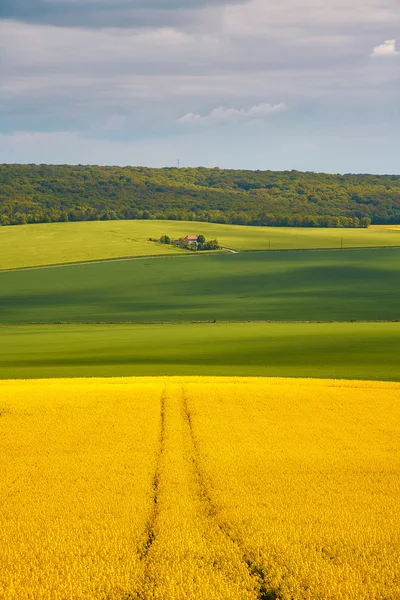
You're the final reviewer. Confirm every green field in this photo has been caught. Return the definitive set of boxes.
[1,248,399,324]
[2,222,399,381]
[1,220,400,270]
[1,322,399,381]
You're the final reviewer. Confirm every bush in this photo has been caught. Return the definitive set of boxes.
[202,239,220,250]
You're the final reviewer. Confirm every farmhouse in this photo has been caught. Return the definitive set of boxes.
[184,236,198,246]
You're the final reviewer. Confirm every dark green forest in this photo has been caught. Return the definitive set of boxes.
[1,164,399,228]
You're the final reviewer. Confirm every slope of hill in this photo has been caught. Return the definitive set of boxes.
[1,220,400,270]
[1,248,399,324]
[1,164,399,227]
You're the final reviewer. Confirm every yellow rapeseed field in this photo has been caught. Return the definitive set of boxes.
[0,377,399,599]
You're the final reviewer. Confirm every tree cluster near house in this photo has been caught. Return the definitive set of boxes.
[157,234,220,251]
[1,164,398,228]
[197,238,220,250]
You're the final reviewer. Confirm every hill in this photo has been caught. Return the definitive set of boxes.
[1,164,400,227]
[1,248,399,324]
[1,220,400,270]
[1,322,399,381]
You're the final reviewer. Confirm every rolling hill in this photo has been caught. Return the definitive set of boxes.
[1,248,399,324]
[1,220,400,270]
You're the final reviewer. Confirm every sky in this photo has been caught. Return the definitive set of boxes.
[0,0,399,173]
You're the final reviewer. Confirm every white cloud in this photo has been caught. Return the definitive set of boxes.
[179,103,286,125]
[371,39,399,57]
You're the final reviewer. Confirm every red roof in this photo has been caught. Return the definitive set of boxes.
[186,236,198,241]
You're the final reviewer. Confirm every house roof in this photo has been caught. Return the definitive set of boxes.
[186,236,198,241]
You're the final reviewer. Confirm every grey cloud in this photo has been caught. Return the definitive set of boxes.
[0,18,378,82]
[0,0,399,162]
[0,0,246,28]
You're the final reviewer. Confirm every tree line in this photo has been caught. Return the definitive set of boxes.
[1,164,399,228]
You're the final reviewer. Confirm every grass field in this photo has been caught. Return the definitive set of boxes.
[1,377,399,599]
[1,220,400,270]
[1,248,399,324]
[1,322,400,380]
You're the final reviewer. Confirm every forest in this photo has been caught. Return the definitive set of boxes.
[1,164,399,228]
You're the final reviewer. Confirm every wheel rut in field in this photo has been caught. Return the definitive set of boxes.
[138,388,166,560]
[181,387,280,600]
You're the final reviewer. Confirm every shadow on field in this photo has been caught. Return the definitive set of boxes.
[0,249,399,324]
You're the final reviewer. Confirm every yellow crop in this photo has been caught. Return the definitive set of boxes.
[0,377,399,599]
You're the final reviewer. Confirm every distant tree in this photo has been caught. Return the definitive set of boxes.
[160,235,171,244]
[200,239,220,250]
[12,212,27,225]
[197,234,206,245]
[206,239,220,250]
[174,237,189,249]
[360,217,371,228]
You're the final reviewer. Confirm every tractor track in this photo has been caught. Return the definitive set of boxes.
[181,386,280,600]
[138,388,166,561]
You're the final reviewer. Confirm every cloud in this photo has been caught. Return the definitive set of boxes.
[0,0,400,171]
[102,114,128,131]
[0,0,242,28]
[179,103,286,125]
[3,0,398,32]
[371,39,399,57]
